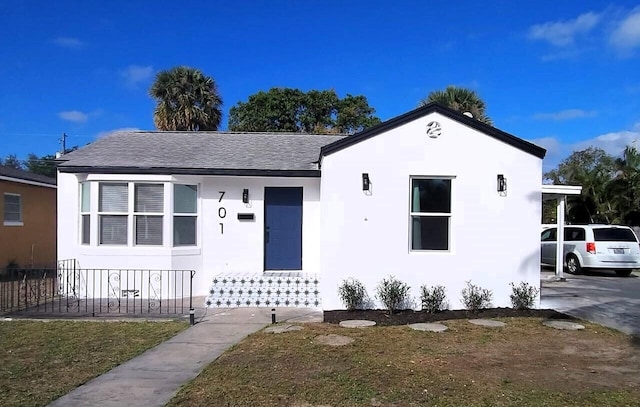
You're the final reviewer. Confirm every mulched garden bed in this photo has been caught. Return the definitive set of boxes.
[323,308,574,326]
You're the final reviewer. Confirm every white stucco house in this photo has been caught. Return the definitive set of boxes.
[57,103,546,310]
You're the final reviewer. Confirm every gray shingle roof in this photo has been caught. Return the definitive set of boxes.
[59,131,346,174]
[0,165,56,185]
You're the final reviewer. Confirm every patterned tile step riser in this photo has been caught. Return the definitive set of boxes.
[204,273,320,308]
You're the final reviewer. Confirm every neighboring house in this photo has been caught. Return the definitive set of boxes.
[57,103,546,310]
[0,166,57,269]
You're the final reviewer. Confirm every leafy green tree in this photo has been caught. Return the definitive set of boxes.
[607,146,640,224]
[228,88,380,134]
[544,147,616,224]
[0,154,24,170]
[149,66,223,131]
[25,153,57,177]
[420,86,493,126]
[229,88,305,132]
[337,94,382,134]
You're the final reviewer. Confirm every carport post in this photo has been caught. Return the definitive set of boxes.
[555,196,565,280]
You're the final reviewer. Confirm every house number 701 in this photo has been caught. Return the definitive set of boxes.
[218,191,226,234]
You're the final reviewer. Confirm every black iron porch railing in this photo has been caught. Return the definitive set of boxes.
[0,260,196,323]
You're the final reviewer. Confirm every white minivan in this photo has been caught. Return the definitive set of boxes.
[540,224,640,277]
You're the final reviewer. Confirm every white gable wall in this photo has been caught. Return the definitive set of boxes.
[319,112,542,310]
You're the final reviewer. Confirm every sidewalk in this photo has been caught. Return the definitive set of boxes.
[47,307,323,407]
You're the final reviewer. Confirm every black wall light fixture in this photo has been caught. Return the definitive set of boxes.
[497,174,507,194]
[242,188,249,203]
[362,173,370,191]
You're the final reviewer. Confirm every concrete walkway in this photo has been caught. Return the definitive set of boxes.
[541,269,640,336]
[47,307,323,407]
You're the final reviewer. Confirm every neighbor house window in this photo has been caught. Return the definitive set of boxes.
[99,183,128,245]
[134,184,164,245]
[410,178,452,251]
[3,193,22,225]
[80,183,91,244]
[173,184,197,246]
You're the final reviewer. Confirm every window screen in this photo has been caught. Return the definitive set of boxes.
[3,194,21,223]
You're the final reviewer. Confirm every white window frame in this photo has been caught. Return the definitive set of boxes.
[3,193,23,226]
[409,176,454,252]
[80,182,91,244]
[98,182,129,246]
[172,184,198,247]
[133,183,164,246]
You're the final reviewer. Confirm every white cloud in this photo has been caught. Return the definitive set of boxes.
[571,129,640,157]
[533,109,598,121]
[58,110,89,123]
[530,137,561,157]
[52,37,86,49]
[529,12,600,46]
[120,65,154,88]
[529,124,640,173]
[609,7,640,53]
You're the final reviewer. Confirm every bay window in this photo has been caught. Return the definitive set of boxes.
[85,181,197,247]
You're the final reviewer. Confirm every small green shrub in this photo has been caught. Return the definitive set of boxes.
[420,285,448,313]
[376,275,411,313]
[510,281,540,310]
[460,281,493,312]
[338,278,368,310]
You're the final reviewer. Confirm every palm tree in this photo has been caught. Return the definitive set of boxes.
[149,66,223,131]
[420,86,493,126]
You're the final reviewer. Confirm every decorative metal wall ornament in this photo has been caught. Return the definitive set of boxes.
[426,121,442,138]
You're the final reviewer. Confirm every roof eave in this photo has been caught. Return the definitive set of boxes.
[0,175,57,188]
[57,166,321,178]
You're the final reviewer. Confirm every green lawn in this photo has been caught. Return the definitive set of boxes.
[0,319,187,407]
[169,318,640,407]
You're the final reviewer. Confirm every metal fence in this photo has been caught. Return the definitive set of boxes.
[1,260,195,321]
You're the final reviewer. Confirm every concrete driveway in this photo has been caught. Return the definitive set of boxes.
[541,268,640,336]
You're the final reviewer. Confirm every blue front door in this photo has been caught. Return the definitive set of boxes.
[264,187,303,270]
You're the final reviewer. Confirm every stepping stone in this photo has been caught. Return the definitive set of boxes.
[314,334,354,346]
[468,319,506,327]
[339,319,376,328]
[264,324,304,333]
[543,320,585,330]
[408,322,448,332]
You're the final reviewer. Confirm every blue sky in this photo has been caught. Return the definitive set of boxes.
[1,1,640,171]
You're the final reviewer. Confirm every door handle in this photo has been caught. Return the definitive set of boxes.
[265,226,270,243]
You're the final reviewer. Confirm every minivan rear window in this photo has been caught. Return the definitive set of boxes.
[593,228,637,242]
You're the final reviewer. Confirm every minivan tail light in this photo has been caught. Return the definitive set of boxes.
[586,242,596,254]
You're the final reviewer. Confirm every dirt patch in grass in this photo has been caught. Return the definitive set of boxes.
[169,318,640,407]
[0,319,187,407]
